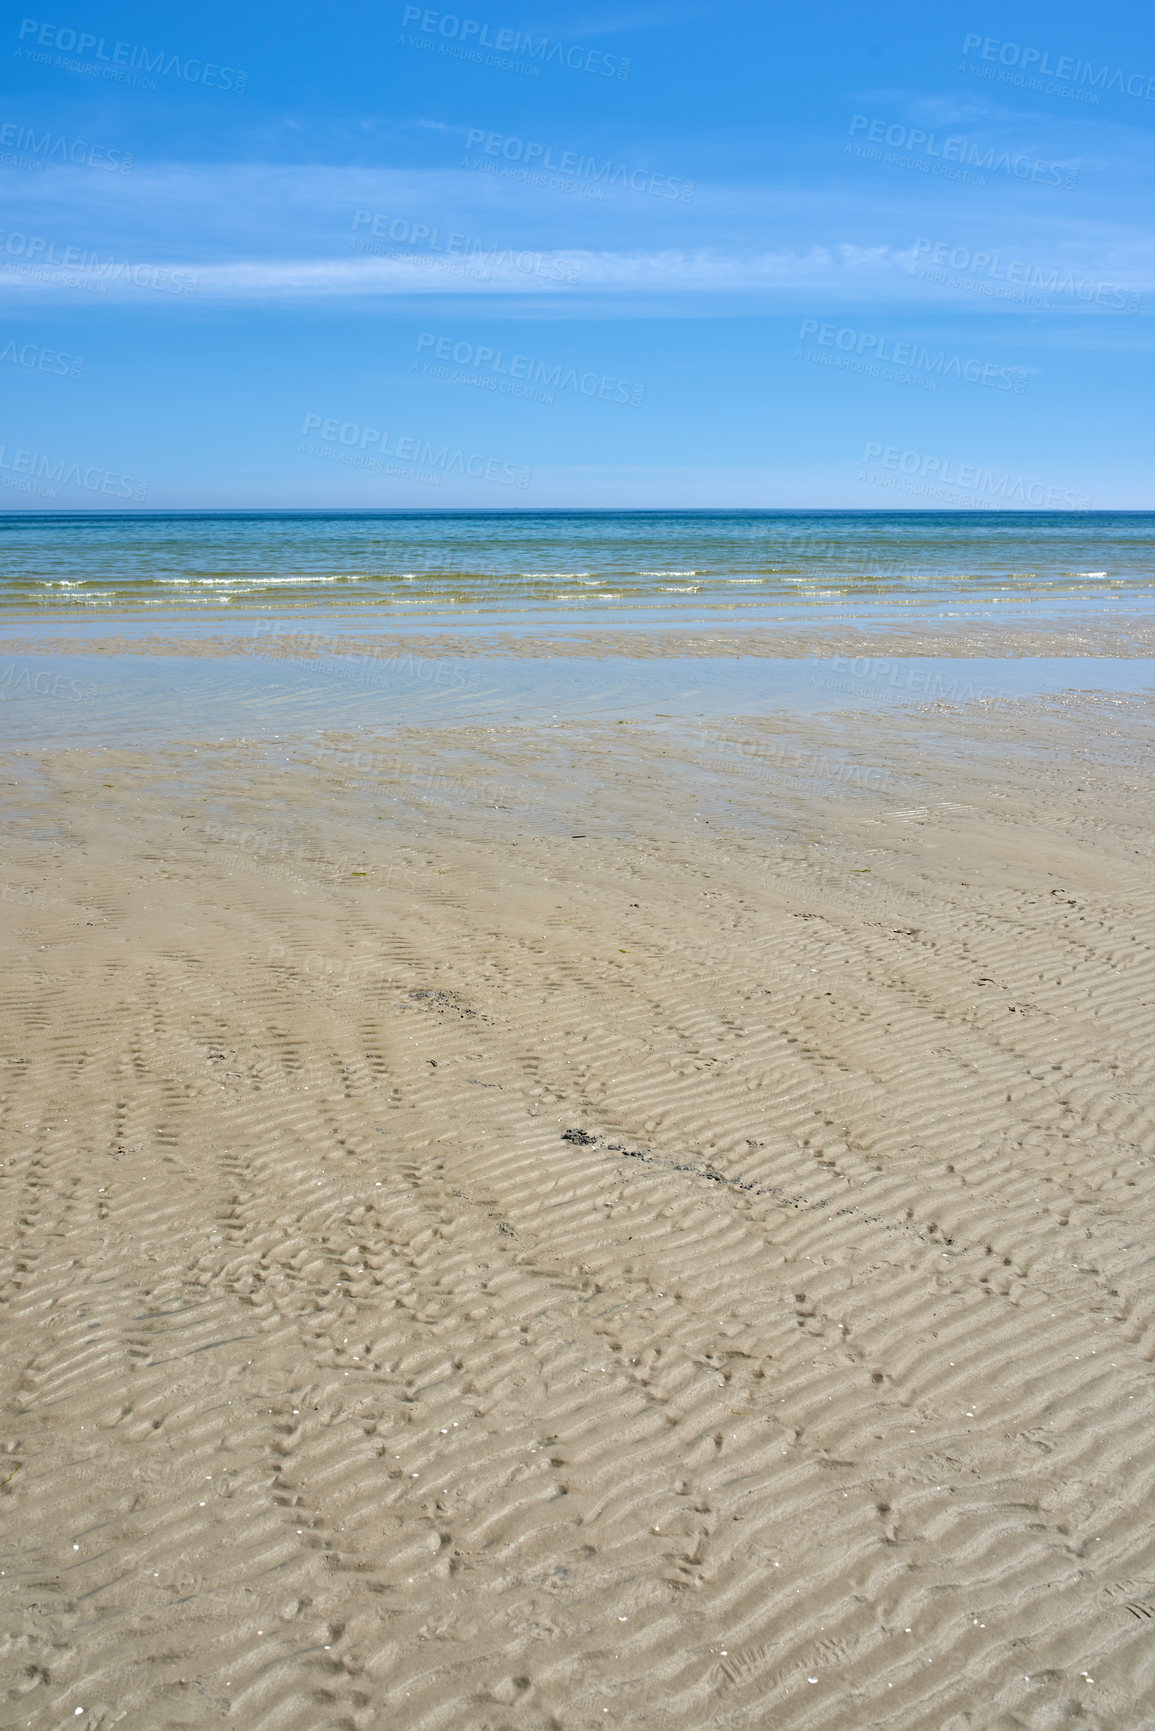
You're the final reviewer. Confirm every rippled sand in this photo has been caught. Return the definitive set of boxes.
[2,694,1154,1729]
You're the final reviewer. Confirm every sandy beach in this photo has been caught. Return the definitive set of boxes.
[6,0,1154,1710]
[2,688,1153,1728]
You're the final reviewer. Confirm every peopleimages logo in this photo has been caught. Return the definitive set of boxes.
[400,7,630,78]
[414,333,645,407]
[0,663,90,700]
[848,115,1076,188]
[861,442,1092,509]
[961,33,1155,102]
[0,228,198,296]
[909,238,1139,312]
[0,116,132,172]
[0,444,148,501]
[1,336,84,377]
[351,210,582,284]
[253,623,485,698]
[465,129,695,202]
[300,414,532,488]
[797,321,1028,393]
[15,18,247,91]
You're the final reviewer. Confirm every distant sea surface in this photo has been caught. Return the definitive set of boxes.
[2,511,1153,617]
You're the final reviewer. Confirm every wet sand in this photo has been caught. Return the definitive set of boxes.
[3,614,1155,662]
[2,692,1154,1728]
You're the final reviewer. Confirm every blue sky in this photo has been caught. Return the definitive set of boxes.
[1,0,1152,508]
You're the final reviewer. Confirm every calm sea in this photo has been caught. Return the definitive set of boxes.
[3,512,1151,744]
[2,510,1153,617]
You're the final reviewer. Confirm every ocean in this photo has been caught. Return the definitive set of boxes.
[1,511,1152,746]
[2,509,1154,615]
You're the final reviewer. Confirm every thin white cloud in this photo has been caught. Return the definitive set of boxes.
[194,245,866,293]
[2,158,1151,307]
[0,239,1149,306]
[0,244,899,300]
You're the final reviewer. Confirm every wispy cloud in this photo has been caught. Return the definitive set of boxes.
[0,243,900,301]
[2,158,1150,310]
[1,236,1149,308]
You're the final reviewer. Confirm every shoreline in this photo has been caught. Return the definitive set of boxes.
[3,612,1155,663]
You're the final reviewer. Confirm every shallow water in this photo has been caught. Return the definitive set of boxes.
[1,650,1150,749]
[4,511,1151,745]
